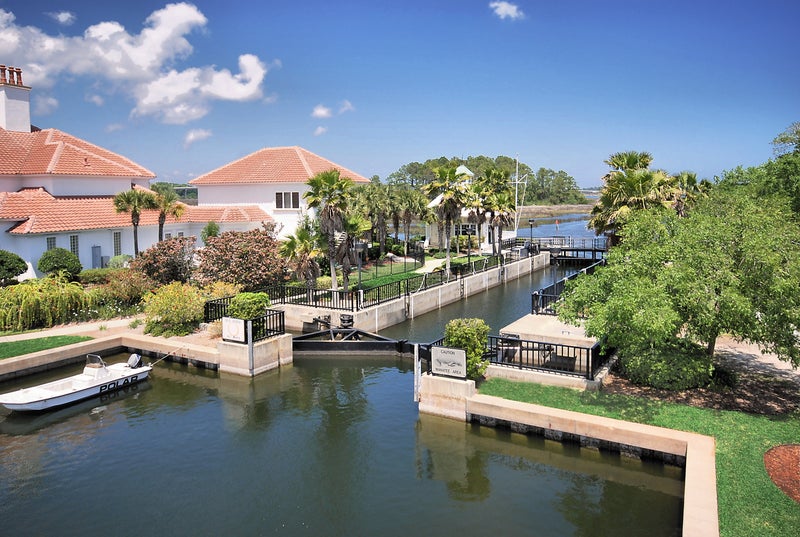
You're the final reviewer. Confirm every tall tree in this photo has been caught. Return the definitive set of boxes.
[151,182,186,242]
[304,169,354,290]
[334,212,372,290]
[281,220,323,301]
[396,185,430,256]
[113,187,158,257]
[771,121,800,156]
[422,167,471,275]
[589,154,677,243]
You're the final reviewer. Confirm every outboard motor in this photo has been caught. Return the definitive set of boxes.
[127,353,143,368]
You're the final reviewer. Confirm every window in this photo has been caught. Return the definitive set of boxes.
[275,191,300,209]
[177,231,184,238]
[69,234,79,256]
[113,232,122,256]
[165,232,172,240]
[46,236,56,250]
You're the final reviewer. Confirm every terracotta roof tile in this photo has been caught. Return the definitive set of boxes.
[189,146,370,185]
[0,128,155,178]
[0,188,270,235]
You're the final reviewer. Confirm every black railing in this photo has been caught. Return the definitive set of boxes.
[204,252,535,320]
[250,310,285,342]
[532,259,606,315]
[486,334,604,380]
[529,236,608,251]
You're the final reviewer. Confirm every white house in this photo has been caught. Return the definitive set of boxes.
[0,65,270,279]
[189,146,372,239]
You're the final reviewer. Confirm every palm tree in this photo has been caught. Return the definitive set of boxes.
[334,212,372,291]
[397,185,429,256]
[422,167,470,275]
[113,187,157,257]
[303,169,354,290]
[280,222,323,301]
[151,182,186,241]
[589,168,676,242]
[353,180,390,257]
[486,188,516,256]
[471,168,511,255]
[673,171,711,217]
[603,150,654,175]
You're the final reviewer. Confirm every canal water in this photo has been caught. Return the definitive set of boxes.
[0,213,683,536]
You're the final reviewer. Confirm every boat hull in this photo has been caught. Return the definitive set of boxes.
[0,365,152,412]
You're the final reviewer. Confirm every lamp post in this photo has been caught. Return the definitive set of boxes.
[355,241,367,291]
[466,228,472,266]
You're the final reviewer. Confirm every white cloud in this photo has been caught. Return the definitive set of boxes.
[338,100,355,114]
[33,95,58,115]
[311,104,332,119]
[47,11,76,26]
[0,4,273,125]
[313,126,328,136]
[184,128,212,148]
[489,1,525,20]
[86,94,104,106]
[105,123,124,133]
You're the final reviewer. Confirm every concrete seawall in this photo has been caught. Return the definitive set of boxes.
[281,252,551,333]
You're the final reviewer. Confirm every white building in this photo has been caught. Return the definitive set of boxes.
[0,66,270,279]
[189,146,372,239]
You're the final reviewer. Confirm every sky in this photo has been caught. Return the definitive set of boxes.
[0,1,798,187]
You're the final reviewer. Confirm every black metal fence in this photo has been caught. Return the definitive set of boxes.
[485,334,606,380]
[531,259,606,315]
[250,310,285,342]
[205,252,527,321]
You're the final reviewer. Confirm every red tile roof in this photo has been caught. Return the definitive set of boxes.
[0,187,271,235]
[188,146,370,185]
[0,128,155,178]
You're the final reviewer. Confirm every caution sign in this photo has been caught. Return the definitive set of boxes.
[431,346,467,379]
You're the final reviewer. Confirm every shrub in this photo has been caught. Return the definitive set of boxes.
[202,281,242,299]
[443,318,490,380]
[37,247,82,279]
[226,292,272,319]
[194,225,286,291]
[0,249,27,286]
[142,282,205,337]
[130,236,195,285]
[201,221,220,243]
[618,339,714,390]
[79,267,120,285]
[108,254,133,269]
[0,275,94,331]
[93,269,155,307]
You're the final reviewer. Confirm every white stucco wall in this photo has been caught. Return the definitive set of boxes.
[197,183,308,238]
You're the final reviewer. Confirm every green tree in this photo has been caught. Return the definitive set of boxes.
[560,189,800,388]
[151,182,186,242]
[422,167,471,274]
[396,185,430,256]
[0,250,27,286]
[303,169,354,290]
[113,188,158,257]
[771,121,800,156]
[280,220,323,300]
[335,211,372,290]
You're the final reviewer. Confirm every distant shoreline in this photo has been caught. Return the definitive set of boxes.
[517,204,594,218]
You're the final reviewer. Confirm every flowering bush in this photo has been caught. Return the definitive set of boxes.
[142,282,205,337]
[194,225,287,291]
[131,236,196,285]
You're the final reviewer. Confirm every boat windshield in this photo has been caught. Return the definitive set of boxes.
[85,354,107,368]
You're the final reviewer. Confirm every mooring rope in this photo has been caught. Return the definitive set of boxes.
[147,346,187,367]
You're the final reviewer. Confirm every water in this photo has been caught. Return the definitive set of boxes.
[0,212,682,535]
[0,358,682,537]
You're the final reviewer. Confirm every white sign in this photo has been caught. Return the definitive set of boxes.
[222,317,246,343]
[431,346,467,379]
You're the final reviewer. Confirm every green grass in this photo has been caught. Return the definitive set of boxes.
[0,335,93,359]
[479,378,800,537]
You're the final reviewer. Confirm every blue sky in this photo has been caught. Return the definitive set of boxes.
[1,1,797,187]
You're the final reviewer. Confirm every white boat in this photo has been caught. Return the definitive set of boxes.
[0,354,152,412]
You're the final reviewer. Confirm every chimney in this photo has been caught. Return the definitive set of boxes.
[0,65,32,132]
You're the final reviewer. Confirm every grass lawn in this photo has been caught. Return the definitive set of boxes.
[0,335,93,360]
[479,378,800,537]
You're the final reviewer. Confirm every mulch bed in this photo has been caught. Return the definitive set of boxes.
[763,445,800,504]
